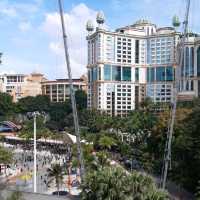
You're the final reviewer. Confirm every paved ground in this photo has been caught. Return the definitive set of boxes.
[1,189,80,200]
[0,142,80,197]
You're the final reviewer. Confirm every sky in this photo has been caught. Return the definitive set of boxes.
[0,0,200,79]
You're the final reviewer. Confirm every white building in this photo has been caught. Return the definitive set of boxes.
[86,13,200,116]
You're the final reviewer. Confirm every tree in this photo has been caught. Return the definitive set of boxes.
[75,90,87,110]
[0,146,13,166]
[98,135,116,151]
[96,151,109,168]
[16,95,50,113]
[195,180,200,200]
[48,101,71,130]
[171,104,200,192]
[47,164,65,195]
[19,116,52,140]
[79,110,113,133]
[81,167,169,200]
[0,92,14,119]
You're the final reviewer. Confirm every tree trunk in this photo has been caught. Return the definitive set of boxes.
[57,181,59,196]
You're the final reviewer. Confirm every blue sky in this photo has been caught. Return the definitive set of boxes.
[0,0,200,79]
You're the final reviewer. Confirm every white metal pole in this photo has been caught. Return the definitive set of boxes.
[33,114,37,193]
[58,0,85,180]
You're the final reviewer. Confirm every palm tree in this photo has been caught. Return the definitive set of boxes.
[81,167,130,200]
[98,135,116,151]
[47,164,65,195]
[81,166,169,200]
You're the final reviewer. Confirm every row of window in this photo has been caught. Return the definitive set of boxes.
[147,66,174,82]
[88,65,132,82]
[104,65,131,81]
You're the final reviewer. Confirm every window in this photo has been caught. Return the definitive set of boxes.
[166,67,173,81]
[122,67,131,81]
[135,40,140,64]
[112,66,121,81]
[104,65,111,80]
[190,47,194,77]
[197,47,200,76]
[98,67,101,80]
[135,68,139,81]
[185,47,189,76]
[88,70,91,83]
[147,68,155,82]
[92,67,97,81]
[156,67,165,81]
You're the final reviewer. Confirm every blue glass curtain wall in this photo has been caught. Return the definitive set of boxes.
[147,66,173,82]
[104,65,131,81]
[122,67,131,81]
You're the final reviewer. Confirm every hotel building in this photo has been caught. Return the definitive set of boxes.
[86,12,200,116]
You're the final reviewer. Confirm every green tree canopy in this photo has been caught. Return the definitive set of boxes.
[0,146,13,165]
[16,95,50,113]
[81,167,169,200]
[75,90,87,110]
[0,92,14,118]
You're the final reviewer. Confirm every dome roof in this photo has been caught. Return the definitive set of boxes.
[96,11,105,24]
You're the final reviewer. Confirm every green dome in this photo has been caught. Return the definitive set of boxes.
[172,15,180,27]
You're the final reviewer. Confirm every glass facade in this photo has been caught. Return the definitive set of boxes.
[104,65,111,80]
[147,68,155,82]
[122,67,131,81]
[147,66,173,82]
[92,67,97,81]
[112,66,121,81]
[156,67,165,81]
[166,67,173,81]
[135,68,139,81]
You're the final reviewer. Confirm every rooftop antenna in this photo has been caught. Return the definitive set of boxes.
[58,0,85,180]
[96,11,105,29]
[160,0,191,189]
[86,20,94,35]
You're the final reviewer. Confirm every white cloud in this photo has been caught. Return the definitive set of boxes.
[1,54,42,75]
[18,21,32,32]
[41,3,98,78]
[0,0,42,19]
[1,7,17,17]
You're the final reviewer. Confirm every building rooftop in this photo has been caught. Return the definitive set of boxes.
[133,19,154,26]
[42,78,86,84]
